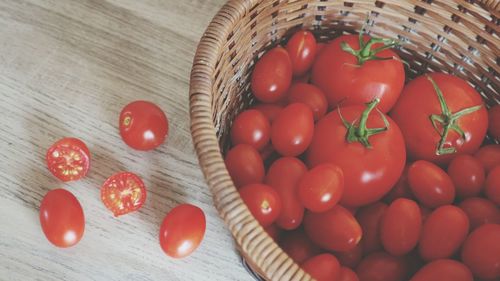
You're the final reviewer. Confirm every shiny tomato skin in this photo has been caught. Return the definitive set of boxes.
[271,103,314,156]
[383,165,413,203]
[334,243,364,269]
[265,157,307,230]
[239,183,281,227]
[279,228,321,264]
[230,109,270,151]
[100,172,147,217]
[408,160,455,208]
[251,103,284,123]
[304,205,362,252]
[312,35,404,112]
[488,104,500,141]
[159,204,206,258]
[447,155,485,198]
[419,205,469,261]
[380,199,422,256]
[224,144,264,188]
[301,254,341,281]
[251,47,292,103]
[339,267,360,281]
[458,197,500,230]
[475,144,500,173]
[119,100,168,151]
[307,104,406,207]
[287,83,328,121]
[461,224,500,280]
[409,259,473,281]
[298,163,344,213]
[356,202,388,254]
[485,166,500,205]
[286,30,317,77]
[356,252,409,281]
[46,137,90,182]
[390,73,488,165]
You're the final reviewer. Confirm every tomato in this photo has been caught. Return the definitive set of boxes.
[409,259,473,281]
[39,189,85,248]
[46,137,90,182]
[279,228,321,264]
[271,103,314,156]
[265,157,307,230]
[334,243,364,269]
[356,252,408,281]
[307,99,406,207]
[238,183,281,227]
[286,30,317,77]
[488,104,500,141]
[356,202,387,254]
[339,267,360,281]
[303,205,362,251]
[475,144,500,173]
[259,143,276,162]
[459,197,500,230]
[390,73,488,165]
[119,100,168,151]
[316,42,326,56]
[230,109,270,151]
[420,206,432,222]
[447,154,485,198]
[408,160,455,208]
[461,224,500,280]
[287,83,328,121]
[101,172,147,216]
[251,47,292,103]
[159,204,206,258]
[419,205,469,261]
[380,199,422,256]
[485,165,500,205]
[251,103,284,123]
[224,144,264,188]
[301,254,341,281]
[383,165,413,203]
[264,224,281,242]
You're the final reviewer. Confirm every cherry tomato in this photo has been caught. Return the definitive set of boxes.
[239,183,281,227]
[339,267,360,281]
[265,157,307,230]
[356,251,408,281]
[333,243,364,269]
[119,100,168,151]
[271,103,314,156]
[312,34,404,112]
[408,160,455,208]
[46,137,90,182]
[159,204,206,258]
[380,199,422,256]
[485,165,500,205]
[316,42,326,56]
[419,205,469,261]
[461,224,500,280]
[475,144,500,173]
[301,254,341,281]
[447,154,485,198]
[488,104,500,141]
[459,197,500,230]
[279,228,321,264]
[224,144,264,188]
[409,259,473,281]
[39,189,85,248]
[251,47,292,103]
[420,206,432,222]
[264,224,281,242]
[101,172,147,217]
[298,163,344,213]
[230,109,270,151]
[383,165,413,203]
[307,100,406,207]
[390,73,487,165]
[286,30,317,77]
[304,205,362,252]
[356,202,387,254]
[251,103,284,123]
[287,83,328,121]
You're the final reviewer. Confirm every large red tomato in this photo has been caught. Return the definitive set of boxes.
[409,259,473,281]
[251,47,292,103]
[390,73,488,165]
[461,224,500,280]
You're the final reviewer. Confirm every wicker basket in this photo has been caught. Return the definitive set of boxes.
[189,0,499,280]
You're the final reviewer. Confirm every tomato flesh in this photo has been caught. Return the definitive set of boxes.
[46,137,90,182]
[101,172,147,217]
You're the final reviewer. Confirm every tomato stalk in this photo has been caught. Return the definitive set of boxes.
[340,31,399,65]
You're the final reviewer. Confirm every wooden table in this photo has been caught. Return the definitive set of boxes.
[0,1,255,280]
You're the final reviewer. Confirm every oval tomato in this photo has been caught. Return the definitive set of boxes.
[239,183,281,227]
[287,83,328,121]
[46,137,90,182]
[279,228,321,264]
[474,144,500,173]
[409,259,473,281]
[356,202,388,254]
[356,252,408,281]
[459,197,500,230]
[286,30,317,77]
[339,267,360,281]
[230,109,270,150]
[485,165,500,205]
[383,165,413,203]
[333,243,364,269]
[101,172,147,216]
[251,103,284,123]
[251,47,292,103]
[488,104,500,141]
[301,254,341,281]
[271,103,314,156]
[224,144,264,188]
[408,160,455,208]
[39,189,85,248]
[461,224,500,280]
[298,163,344,213]
[447,154,485,198]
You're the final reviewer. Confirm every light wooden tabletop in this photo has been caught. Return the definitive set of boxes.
[0,1,255,280]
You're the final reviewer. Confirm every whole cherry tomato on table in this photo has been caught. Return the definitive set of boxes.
[239,183,281,227]
[279,228,321,264]
[100,172,147,217]
[474,144,500,173]
[287,83,328,121]
[447,154,485,198]
[488,104,500,141]
[356,251,409,281]
[271,103,314,156]
[46,137,90,182]
[458,197,500,230]
[409,259,473,281]
[485,165,500,205]
[408,160,455,208]
[461,224,500,280]
[301,254,341,281]
[230,109,270,151]
[286,30,317,77]
[251,47,292,103]
[356,202,387,254]
[224,144,264,188]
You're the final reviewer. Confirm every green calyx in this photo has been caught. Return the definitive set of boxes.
[426,75,483,155]
[340,31,400,65]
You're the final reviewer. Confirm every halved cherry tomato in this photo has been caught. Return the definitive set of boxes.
[485,165,500,205]
[251,103,284,123]
[239,183,281,227]
[356,251,408,281]
[159,204,206,259]
[474,144,500,173]
[333,243,363,269]
[356,202,387,254]
[46,137,90,182]
[271,103,314,156]
[447,155,485,198]
[279,228,321,264]
[230,109,270,151]
[383,165,413,203]
[224,144,264,188]
[298,163,344,213]
[488,104,500,141]
[287,83,328,121]
[301,254,341,281]
[408,160,455,208]
[339,266,360,281]
[286,30,317,77]
[100,172,147,217]
[251,47,292,103]
[461,223,500,280]
[409,259,473,281]
[459,197,500,230]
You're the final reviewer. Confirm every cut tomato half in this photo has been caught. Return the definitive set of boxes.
[101,172,146,217]
[46,137,90,182]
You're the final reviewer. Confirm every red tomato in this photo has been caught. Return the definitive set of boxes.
[264,224,281,242]
[265,157,307,230]
[239,183,281,227]
[304,205,362,252]
[383,165,413,203]
[100,172,147,217]
[279,228,321,264]
[287,83,328,121]
[390,73,488,165]
[39,189,85,248]
[488,104,500,141]
[307,100,406,207]
[475,144,500,173]
[316,42,326,56]
[339,267,360,281]
[356,202,388,254]
[230,109,270,150]
[119,100,168,151]
[271,103,314,156]
[159,204,206,258]
[224,144,264,188]
[259,143,275,162]
[447,154,485,198]
[380,199,422,256]
[459,197,500,230]
[46,137,90,182]
[356,252,409,281]
[420,206,432,222]
[408,160,455,208]
[333,243,364,269]
[419,205,469,261]
[461,224,500,280]
[251,47,292,103]
[251,103,284,123]
[286,30,317,77]
[301,254,341,281]
[409,259,473,281]
[298,163,344,213]
[485,165,500,205]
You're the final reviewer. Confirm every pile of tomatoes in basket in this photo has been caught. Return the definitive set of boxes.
[225,30,500,281]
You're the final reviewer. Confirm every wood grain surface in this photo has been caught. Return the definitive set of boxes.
[0,0,254,280]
